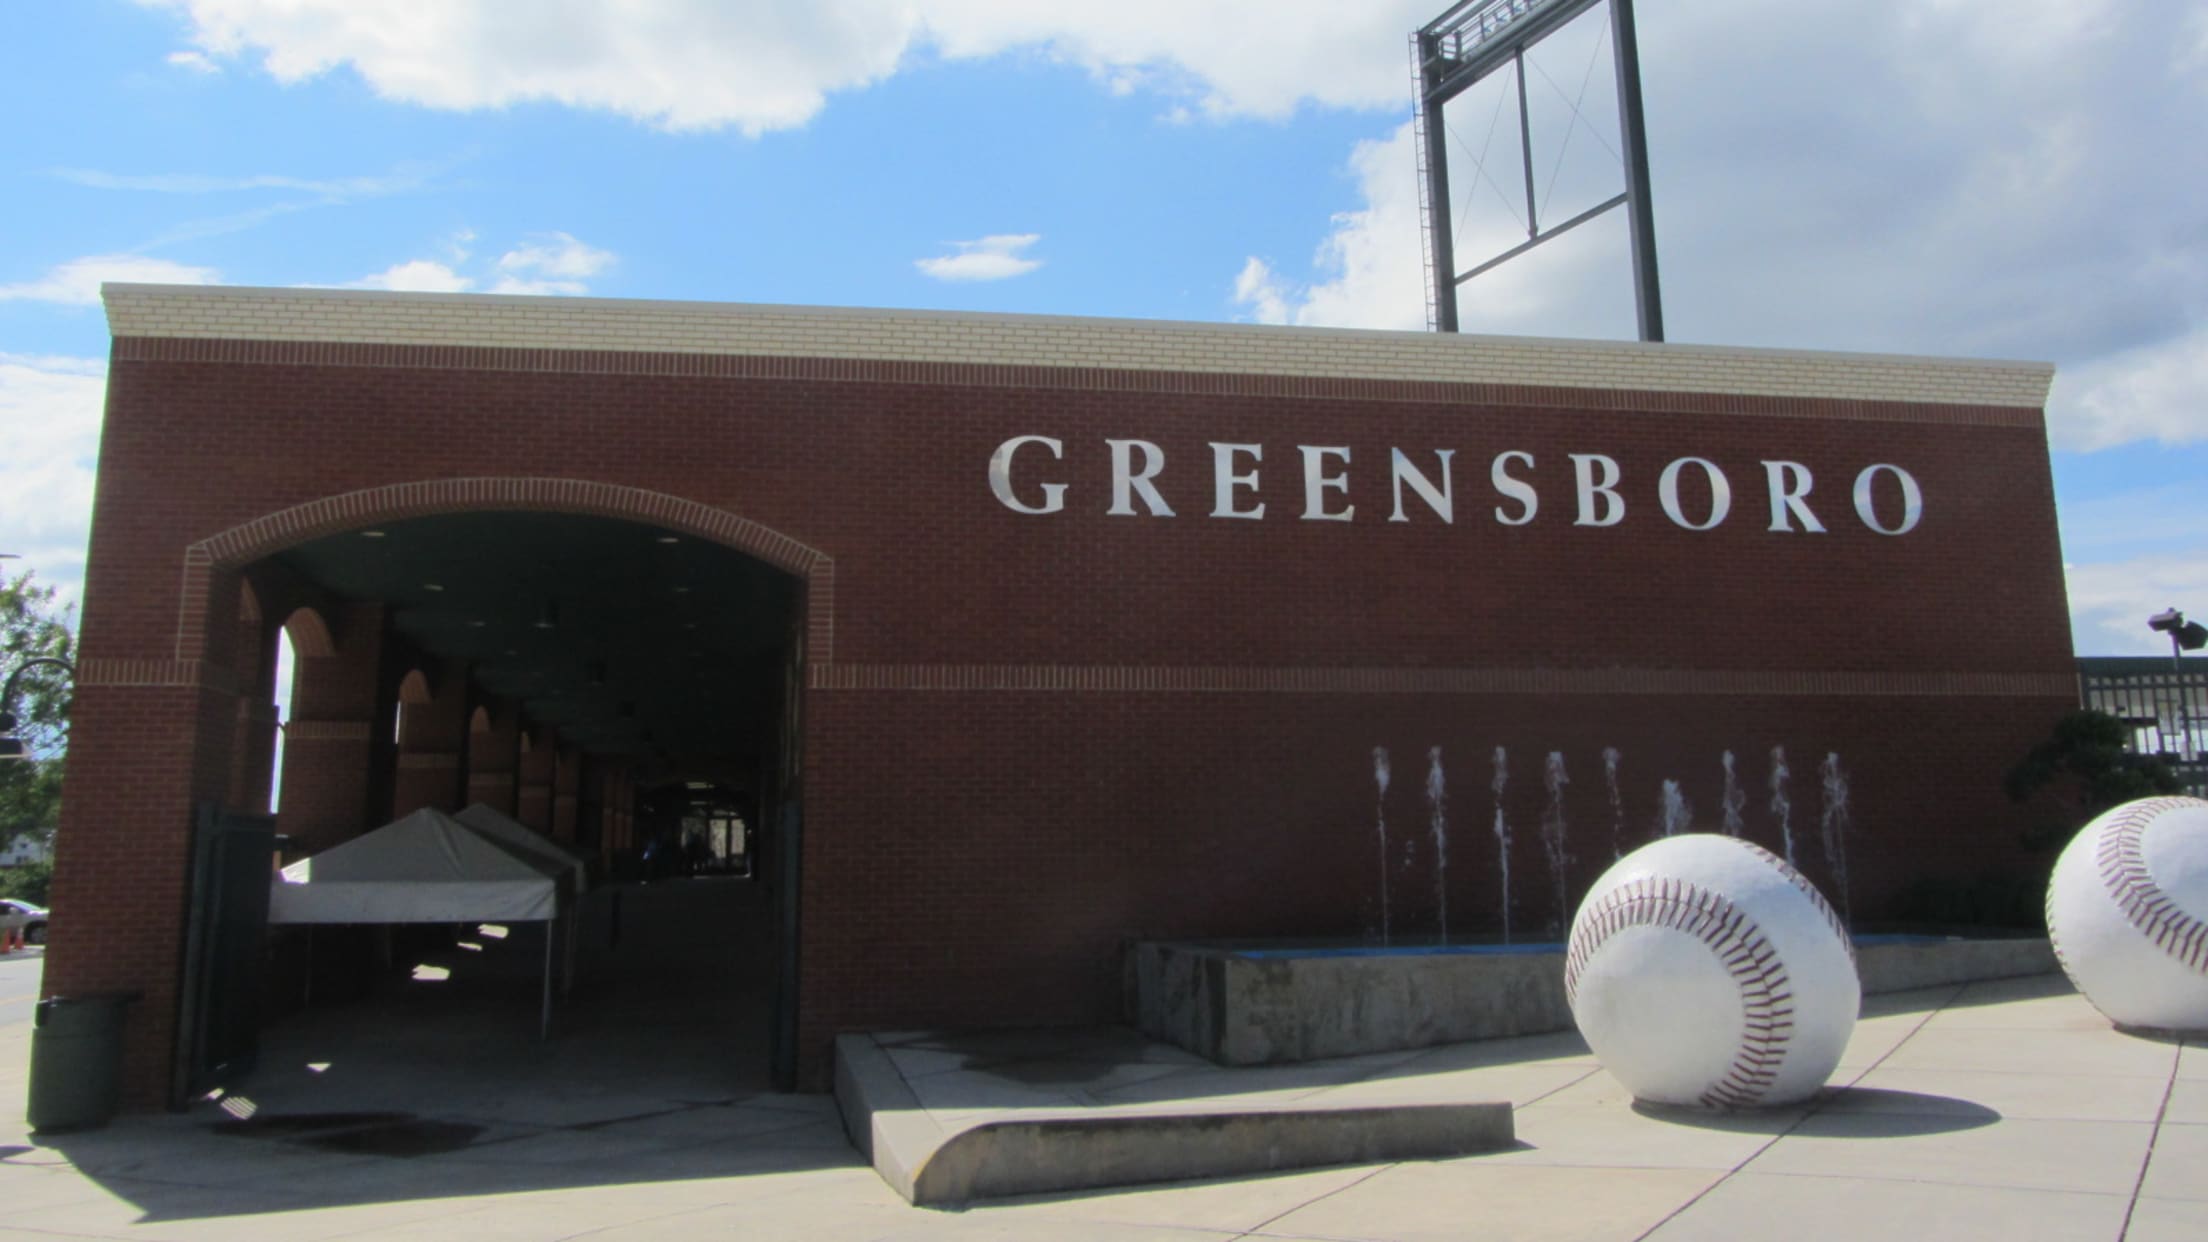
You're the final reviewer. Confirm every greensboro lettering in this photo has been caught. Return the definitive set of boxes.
[988,438,1924,536]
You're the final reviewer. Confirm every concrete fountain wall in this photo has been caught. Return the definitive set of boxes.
[1127,936,2058,1066]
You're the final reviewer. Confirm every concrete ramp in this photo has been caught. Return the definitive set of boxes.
[835,1029,1514,1207]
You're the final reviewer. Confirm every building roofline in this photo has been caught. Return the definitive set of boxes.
[102,283,2055,410]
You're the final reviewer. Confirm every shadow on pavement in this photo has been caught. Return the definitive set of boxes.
[12,877,865,1223]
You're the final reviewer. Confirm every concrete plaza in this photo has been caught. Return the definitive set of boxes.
[3,939,2203,1240]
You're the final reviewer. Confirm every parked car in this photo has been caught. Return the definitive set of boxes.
[0,898,46,945]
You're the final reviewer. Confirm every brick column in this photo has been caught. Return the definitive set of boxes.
[463,701,521,814]
[391,658,469,817]
[48,564,250,1109]
[275,602,386,855]
[516,725,556,832]
[552,743,581,843]
[225,585,280,813]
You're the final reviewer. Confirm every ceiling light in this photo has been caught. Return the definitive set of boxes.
[422,582,444,592]
[360,529,386,538]
[655,535,679,544]
[467,620,486,628]
[532,600,559,630]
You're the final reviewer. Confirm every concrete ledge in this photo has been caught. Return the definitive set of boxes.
[1855,936,2056,993]
[833,1033,1512,1207]
[909,1103,1512,1208]
[1132,937,2058,1066]
[833,1033,941,1203]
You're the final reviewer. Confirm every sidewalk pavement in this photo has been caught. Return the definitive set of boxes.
[3,954,2203,1241]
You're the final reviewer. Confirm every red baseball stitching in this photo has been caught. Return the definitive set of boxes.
[2087,797,2208,976]
[1567,875,1796,1110]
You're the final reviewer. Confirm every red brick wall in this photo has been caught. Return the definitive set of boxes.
[51,339,2075,1101]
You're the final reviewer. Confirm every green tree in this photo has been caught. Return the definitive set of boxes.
[2005,708,2183,850]
[0,570,76,857]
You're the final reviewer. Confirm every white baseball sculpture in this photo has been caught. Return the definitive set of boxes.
[1566,834,1859,1109]
[2046,796,2208,1033]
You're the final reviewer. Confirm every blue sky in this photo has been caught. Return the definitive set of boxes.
[3,0,2205,656]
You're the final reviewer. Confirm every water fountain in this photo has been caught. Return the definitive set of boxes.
[1491,746,1512,944]
[1770,745,1796,866]
[1540,752,1570,939]
[1721,750,1747,836]
[1602,747,1624,860]
[1656,779,1693,837]
[1819,752,1853,927]
[1125,738,2047,1067]
[1372,746,1392,945]
[1426,747,1449,943]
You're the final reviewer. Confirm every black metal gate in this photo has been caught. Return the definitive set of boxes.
[172,803,277,1107]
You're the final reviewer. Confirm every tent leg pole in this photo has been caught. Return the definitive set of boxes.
[541,922,554,1041]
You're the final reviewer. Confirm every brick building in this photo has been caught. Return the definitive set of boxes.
[48,284,2072,1106]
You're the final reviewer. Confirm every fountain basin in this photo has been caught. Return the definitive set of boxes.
[1128,934,2056,1066]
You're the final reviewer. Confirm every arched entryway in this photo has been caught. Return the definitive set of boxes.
[174,480,825,1103]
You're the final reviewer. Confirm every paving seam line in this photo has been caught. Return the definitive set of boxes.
[1233,1161,1397,1240]
[2115,1034,2184,1241]
[1626,981,1966,1241]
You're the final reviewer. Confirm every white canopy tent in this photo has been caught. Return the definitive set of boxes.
[453,802,590,993]
[270,807,571,1035]
[453,803,590,896]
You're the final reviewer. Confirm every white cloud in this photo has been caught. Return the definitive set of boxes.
[2065,549,2208,655]
[2050,328,2208,451]
[137,0,1438,134]
[0,356,106,605]
[167,48,220,73]
[341,232,613,296]
[490,232,616,295]
[915,234,1044,283]
[52,166,429,197]
[0,255,222,305]
[1236,5,2208,368]
[1232,257,1292,325]
[1232,123,1427,332]
[353,259,474,293]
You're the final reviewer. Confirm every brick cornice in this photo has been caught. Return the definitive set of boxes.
[104,283,2054,416]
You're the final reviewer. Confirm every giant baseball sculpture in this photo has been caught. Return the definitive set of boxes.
[1567,834,1859,1109]
[2046,796,2208,1033]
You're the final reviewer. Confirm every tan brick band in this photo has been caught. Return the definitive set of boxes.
[77,659,237,696]
[104,284,2053,413]
[807,664,2075,698]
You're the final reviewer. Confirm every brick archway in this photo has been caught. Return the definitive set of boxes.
[172,477,834,667]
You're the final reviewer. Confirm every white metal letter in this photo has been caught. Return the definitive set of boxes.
[1570,454,1625,527]
[1658,457,1733,531]
[1389,449,1455,524]
[1854,464,1923,535]
[989,435,1066,515]
[1761,461,1826,533]
[1300,446,1354,522]
[1106,439,1175,517]
[1210,443,1266,519]
[1491,451,1538,526]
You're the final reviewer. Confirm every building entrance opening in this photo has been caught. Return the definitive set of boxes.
[245,509,802,1108]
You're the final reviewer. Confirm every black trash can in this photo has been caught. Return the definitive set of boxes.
[27,992,139,1133]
